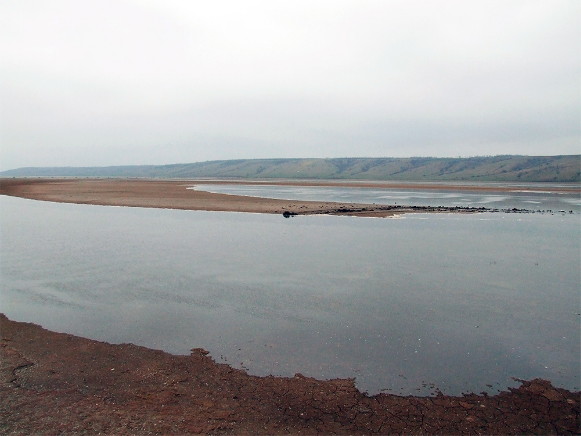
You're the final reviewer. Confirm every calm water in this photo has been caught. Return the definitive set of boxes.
[196,183,581,212]
[1,195,579,396]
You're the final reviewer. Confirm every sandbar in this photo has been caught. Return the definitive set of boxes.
[3,177,574,217]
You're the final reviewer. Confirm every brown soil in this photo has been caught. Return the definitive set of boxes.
[2,178,577,218]
[1,314,578,435]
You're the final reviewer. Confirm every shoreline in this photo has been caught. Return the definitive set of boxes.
[1,314,578,434]
[1,178,577,217]
[1,179,580,432]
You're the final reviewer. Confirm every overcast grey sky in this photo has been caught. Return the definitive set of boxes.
[1,0,579,170]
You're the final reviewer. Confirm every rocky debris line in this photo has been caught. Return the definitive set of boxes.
[0,314,579,434]
[283,204,576,217]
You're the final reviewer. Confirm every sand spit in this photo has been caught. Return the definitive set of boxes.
[2,178,577,217]
[1,314,579,434]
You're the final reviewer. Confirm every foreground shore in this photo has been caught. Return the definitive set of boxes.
[3,177,576,217]
[1,314,578,434]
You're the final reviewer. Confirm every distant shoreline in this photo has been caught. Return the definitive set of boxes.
[2,156,579,182]
[1,178,579,217]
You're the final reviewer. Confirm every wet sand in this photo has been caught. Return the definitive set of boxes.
[3,177,576,217]
[1,314,578,434]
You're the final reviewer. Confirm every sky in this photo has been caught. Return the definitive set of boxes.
[0,0,579,170]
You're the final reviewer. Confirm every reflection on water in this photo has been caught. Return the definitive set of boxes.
[1,195,579,396]
[196,183,581,212]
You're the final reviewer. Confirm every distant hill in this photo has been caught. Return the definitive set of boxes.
[1,156,580,182]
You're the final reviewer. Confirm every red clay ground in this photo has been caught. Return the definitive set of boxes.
[0,315,579,434]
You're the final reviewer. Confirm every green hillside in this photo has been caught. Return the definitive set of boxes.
[1,156,580,182]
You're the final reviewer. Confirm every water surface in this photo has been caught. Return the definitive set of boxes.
[1,195,579,395]
[196,183,581,212]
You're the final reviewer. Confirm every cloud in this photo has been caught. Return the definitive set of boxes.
[0,0,579,170]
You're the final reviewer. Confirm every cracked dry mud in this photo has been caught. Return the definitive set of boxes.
[0,314,578,434]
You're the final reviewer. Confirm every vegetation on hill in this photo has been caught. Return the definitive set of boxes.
[1,155,579,182]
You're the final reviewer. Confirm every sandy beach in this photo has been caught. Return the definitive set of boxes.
[2,177,576,217]
[0,178,461,217]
